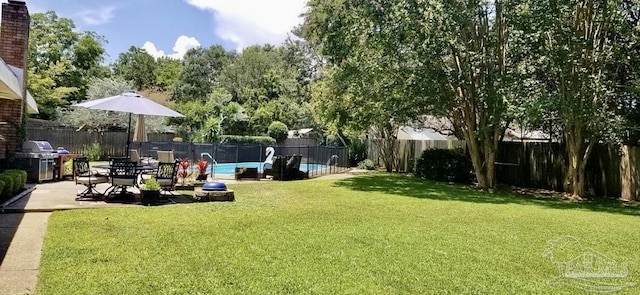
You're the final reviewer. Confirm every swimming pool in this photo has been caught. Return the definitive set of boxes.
[189,162,330,175]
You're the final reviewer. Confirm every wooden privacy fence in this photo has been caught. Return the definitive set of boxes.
[367,139,466,172]
[495,142,622,198]
[368,139,634,199]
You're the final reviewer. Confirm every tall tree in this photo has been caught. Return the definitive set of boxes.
[155,57,182,91]
[281,37,322,104]
[172,45,232,102]
[512,0,638,198]
[303,0,511,187]
[219,45,293,107]
[28,11,107,119]
[311,65,411,170]
[218,44,314,134]
[613,0,640,145]
[112,46,156,91]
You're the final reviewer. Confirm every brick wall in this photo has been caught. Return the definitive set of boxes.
[0,0,30,157]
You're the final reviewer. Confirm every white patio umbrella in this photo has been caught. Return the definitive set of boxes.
[73,92,184,154]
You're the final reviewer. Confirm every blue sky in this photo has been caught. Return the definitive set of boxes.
[10,0,307,63]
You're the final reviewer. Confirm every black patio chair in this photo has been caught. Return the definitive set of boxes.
[155,160,179,197]
[104,160,138,201]
[73,157,109,200]
[264,155,286,180]
[283,155,304,180]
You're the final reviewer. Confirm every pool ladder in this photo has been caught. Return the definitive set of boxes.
[200,152,217,180]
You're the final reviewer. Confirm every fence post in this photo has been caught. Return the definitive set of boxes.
[307,145,310,176]
[235,144,239,169]
[189,142,195,160]
[213,143,218,164]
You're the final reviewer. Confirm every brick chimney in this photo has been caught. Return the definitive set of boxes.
[0,0,30,157]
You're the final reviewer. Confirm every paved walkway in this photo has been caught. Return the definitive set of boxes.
[0,212,49,295]
[0,171,363,294]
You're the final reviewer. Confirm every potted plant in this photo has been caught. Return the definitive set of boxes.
[177,158,191,185]
[195,159,209,181]
[140,177,161,206]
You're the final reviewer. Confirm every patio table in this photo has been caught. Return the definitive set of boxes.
[93,164,157,198]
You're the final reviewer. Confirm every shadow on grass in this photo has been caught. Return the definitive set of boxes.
[334,173,640,216]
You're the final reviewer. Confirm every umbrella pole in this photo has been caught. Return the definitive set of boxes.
[126,113,132,156]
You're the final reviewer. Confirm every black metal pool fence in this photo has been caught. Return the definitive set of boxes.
[130,142,349,178]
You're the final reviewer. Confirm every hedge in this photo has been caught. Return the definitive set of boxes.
[220,135,276,146]
[4,169,26,192]
[267,121,288,143]
[0,174,14,198]
[415,148,473,183]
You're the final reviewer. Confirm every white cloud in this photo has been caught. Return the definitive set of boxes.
[169,36,202,58]
[75,6,116,26]
[142,35,201,60]
[185,0,307,51]
[141,42,166,59]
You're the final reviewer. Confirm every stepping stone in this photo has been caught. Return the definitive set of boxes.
[193,188,235,202]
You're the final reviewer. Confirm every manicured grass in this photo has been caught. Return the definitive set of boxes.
[38,173,640,294]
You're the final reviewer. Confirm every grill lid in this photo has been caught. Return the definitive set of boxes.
[22,140,54,153]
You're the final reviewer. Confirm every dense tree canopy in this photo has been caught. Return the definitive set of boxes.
[154,57,182,91]
[301,0,640,197]
[510,0,640,198]
[302,0,511,185]
[172,45,233,102]
[28,11,107,119]
[112,46,156,91]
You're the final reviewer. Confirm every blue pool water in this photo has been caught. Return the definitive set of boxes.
[189,162,329,175]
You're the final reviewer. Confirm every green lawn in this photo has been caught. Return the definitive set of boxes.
[38,173,640,294]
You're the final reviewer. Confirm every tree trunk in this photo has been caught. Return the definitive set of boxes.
[565,124,591,199]
[450,1,504,192]
[381,137,396,172]
[466,137,498,191]
[461,116,499,190]
[372,125,398,172]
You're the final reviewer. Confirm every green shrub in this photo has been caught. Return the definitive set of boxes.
[349,139,367,166]
[83,142,102,161]
[2,171,22,193]
[5,169,26,189]
[267,121,288,143]
[194,117,222,143]
[220,135,276,146]
[357,159,377,170]
[415,149,473,183]
[0,180,4,201]
[0,174,13,198]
